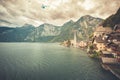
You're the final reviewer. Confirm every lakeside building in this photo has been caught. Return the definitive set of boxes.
[79,41,87,48]
[89,25,120,79]
[92,26,112,51]
[101,51,117,64]
[99,24,120,79]
[93,35,106,51]
[103,24,120,63]
[93,26,112,37]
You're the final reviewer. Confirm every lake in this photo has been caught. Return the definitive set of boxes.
[0,43,119,80]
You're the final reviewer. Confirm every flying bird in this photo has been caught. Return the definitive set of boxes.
[41,4,47,9]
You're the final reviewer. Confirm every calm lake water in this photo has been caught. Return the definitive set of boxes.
[0,43,119,80]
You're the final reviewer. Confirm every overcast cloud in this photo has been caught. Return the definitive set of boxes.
[0,0,120,27]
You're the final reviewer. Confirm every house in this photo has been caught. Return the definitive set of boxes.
[92,35,106,51]
[105,32,120,42]
[101,57,117,64]
[94,26,112,37]
[102,51,114,57]
[103,25,120,64]
[63,40,71,47]
[92,26,112,51]
[101,51,118,64]
[79,41,87,48]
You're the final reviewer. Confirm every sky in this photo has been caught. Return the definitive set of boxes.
[0,0,120,27]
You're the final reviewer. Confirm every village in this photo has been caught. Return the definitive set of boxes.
[61,24,120,79]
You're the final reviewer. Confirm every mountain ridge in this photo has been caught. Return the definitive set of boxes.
[0,15,103,42]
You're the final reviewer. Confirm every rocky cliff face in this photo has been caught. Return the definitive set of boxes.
[40,23,61,36]
[25,23,61,42]
[52,15,103,42]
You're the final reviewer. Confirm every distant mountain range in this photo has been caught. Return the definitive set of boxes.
[0,24,35,42]
[0,15,103,42]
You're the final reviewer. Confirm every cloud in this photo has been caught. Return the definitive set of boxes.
[0,0,120,27]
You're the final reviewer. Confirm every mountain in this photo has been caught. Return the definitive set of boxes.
[51,20,75,42]
[25,23,61,42]
[0,26,14,34]
[102,8,120,28]
[52,15,103,42]
[0,24,35,42]
[0,15,103,42]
